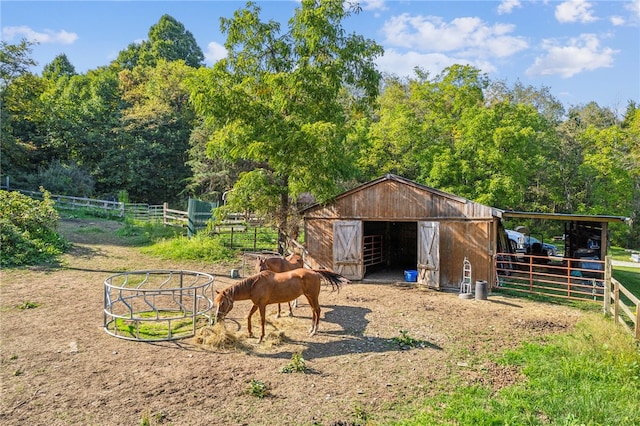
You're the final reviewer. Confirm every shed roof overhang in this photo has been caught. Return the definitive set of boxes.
[501,211,631,225]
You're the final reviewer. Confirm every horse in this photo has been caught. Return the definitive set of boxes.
[255,253,304,317]
[214,268,350,343]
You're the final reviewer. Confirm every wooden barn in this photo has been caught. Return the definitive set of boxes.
[301,174,504,291]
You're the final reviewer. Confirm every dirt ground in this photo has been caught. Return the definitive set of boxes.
[0,219,586,426]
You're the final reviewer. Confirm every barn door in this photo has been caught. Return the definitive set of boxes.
[418,221,440,289]
[333,220,363,280]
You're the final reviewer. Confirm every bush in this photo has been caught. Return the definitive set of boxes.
[0,189,70,266]
[26,160,94,197]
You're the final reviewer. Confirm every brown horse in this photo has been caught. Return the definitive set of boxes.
[255,253,304,317]
[214,268,349,343]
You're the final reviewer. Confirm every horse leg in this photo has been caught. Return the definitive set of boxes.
[258,305,267,343]
[305,296,321,336]
[287,301,294,317]
[276,303,282,318]
[247,304,258,338]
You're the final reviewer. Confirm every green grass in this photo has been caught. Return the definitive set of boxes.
[390,314,640,426]
[115,220,186,246]
[613,266,640,299]
[141,232,237,262]
[610,246,639,262]
[110,311,204,340]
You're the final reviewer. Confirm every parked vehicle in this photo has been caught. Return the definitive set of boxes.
[523,236,558,257]
[505,229,525,253]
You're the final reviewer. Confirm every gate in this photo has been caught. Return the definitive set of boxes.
[187,198,219,237]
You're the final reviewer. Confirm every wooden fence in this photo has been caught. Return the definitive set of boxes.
[603,258,640,340]
[496,253,639,340]
[3,188,126,217]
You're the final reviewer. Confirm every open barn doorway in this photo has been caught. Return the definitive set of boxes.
[363,221,417,281]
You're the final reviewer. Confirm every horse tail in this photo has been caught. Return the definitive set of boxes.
[313,269,351,292]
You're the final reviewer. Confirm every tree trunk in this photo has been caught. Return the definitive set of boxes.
[278,176,289,255]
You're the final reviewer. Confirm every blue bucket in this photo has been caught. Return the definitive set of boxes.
[404,270,418,282]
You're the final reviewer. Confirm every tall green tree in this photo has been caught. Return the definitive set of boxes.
[116,15,204,69]
[42,53,76,80]
[189,0,383,251]
[119,60,196,203]
[0,39,47,185]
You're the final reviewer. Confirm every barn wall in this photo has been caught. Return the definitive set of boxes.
[305,179,496,221]
[302,175,500,287]
[438,220,494,289]
[305,216,497,288]
[304,218,335,270]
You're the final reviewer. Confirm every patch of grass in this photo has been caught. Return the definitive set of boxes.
[390,329,428,350]
[142,232,237,262]
[116,221,185,246]
[280,351,306,373]
[17,301,40,310]
[613,266,640,300]
[392,313,640,426]
[610,246,639,262]
[248,379,269,398]
[110,312,202,340]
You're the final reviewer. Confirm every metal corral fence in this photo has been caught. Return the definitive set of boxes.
[496,253,639,339]
[103,270,215,341]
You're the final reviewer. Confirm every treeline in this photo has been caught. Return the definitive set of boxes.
[1,1,638,246]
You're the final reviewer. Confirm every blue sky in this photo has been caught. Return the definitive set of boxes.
[2,1,639,113]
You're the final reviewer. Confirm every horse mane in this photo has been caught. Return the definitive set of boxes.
[223,271,270,297]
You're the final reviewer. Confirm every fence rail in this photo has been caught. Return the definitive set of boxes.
[2,188,125,217]
[496,253,639,340]
[495,252,605,302]
[604,258,639,339]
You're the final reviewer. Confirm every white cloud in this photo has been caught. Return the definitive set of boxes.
[526,33,617,78]
[627,0,640,19]
[1,25,77,44]
[381,14,528,59]
[497,0,522,15]
[358,0,386,12]
[555,0,597,24]
[204,41,227,65]
[610,16,625,26]
[376,48,496,78]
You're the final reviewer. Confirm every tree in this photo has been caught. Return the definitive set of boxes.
[188,0,383,252]
[119,60,197,204]
[42,54,76,80]
[1,40,47,185]
[116,15,204,69]
[0,39,37,89]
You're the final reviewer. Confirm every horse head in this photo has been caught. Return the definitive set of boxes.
[286,253,303,268]
[214,290,234,322]
[256,256,269,272]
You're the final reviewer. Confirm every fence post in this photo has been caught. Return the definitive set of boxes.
[163,203,168,226]
[253,227,257,251]
[603,256,612,314]
[613,279,619,326]
[230,226,234,249]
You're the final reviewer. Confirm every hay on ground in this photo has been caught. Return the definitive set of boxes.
[195,322,239,349]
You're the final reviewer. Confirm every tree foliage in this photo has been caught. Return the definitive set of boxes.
[0,189,69,266]
[189,0,383,249]
[1,9,639,247]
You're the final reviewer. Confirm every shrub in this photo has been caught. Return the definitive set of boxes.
[0,189,70,266]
